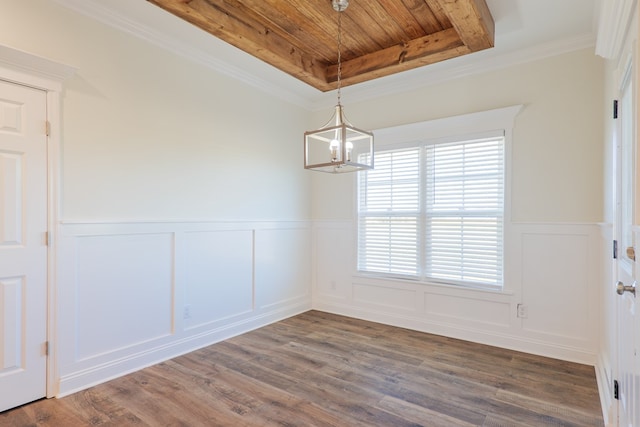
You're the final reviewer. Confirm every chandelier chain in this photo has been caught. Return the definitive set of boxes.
[337,10,343,106]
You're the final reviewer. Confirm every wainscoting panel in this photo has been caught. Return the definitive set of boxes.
[312,221,602,364]
[313,224,353,302]
[56,220,311,396]
[255,227,311,311]
[74,233,174,362]
[521,232,591,341]
[353,282,418,312]
[182,230,254,330]
[424,292,511,328]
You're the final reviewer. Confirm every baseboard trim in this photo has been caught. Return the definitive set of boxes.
[595,352,615,426]
[57,301,311,397]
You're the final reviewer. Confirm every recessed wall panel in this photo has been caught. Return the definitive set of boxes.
[75,233,174,361]
[424,293,510,327]
[522,233,590,340]
[0,277,23,372]
[353,283,417,312]
[184,230,253,328]
[315,226,352,300]
[255,228,310,309]
[0,152,23,246]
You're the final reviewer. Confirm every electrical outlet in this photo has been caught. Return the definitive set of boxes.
[517,303,528,318]
[183,305,191,320]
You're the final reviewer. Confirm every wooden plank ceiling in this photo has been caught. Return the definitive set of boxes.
[147,0,495,92]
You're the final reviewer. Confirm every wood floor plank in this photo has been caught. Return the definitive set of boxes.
[253,399,349,427]
[376,395,480,427]
[307,330,427,366]
[57,387,144,426]
[497,363,601,413]
[0,398,92,426]
[491,389,604,427]
[0,310,604,426]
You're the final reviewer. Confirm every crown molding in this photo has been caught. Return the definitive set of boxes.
[49,0,319,109]
[50,0,596,111]
[595,0,636,59]
[310,33,597,111]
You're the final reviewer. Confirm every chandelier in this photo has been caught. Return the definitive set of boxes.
[304,0,374,173]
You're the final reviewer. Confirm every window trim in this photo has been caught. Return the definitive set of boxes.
[355,105,523,292]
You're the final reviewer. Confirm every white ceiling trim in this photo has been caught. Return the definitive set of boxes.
[595,0,636,59]
[314,33,597,111]
[49,0,316,109]
[50,0,596,111]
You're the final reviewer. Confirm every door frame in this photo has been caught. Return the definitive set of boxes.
[614,50,637,427]
[0,45,75,398]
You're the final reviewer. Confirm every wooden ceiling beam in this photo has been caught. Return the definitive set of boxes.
[435,0,494,51]
[326,28,468,89]
[148,0,330,89]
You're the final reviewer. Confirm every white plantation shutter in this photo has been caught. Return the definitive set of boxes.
[425,138,504,287]
[358,148,420,276]
[358,136,504,288]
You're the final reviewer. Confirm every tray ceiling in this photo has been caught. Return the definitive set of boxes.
[147,0,495,92]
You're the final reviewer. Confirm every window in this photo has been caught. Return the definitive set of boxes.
[357,135,505,289]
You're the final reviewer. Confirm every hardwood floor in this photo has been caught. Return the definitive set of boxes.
[1,310,603,426]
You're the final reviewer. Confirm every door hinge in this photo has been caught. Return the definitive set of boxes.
[613,99,618,119]
[614,379,619,400]
[44,231,51,247]
[613,240,618,259]
[45,341,49,356]
[45,120,51,136]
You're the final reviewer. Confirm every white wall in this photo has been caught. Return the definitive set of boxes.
[311,48,605,364]
[0,0,310,221]
[0,0,311,396]
[311,48,604,222]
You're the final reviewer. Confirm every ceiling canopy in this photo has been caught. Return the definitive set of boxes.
[147,0,495,92]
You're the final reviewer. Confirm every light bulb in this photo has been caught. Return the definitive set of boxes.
[329,139,340,162]
[346,141,353,161]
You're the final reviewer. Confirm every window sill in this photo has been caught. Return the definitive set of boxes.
[352,272,515,298]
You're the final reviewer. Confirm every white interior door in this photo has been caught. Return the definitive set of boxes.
[615,54,640,427]
[0,79,48,412]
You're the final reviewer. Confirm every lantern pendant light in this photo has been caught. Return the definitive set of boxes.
[304,0,374,173]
